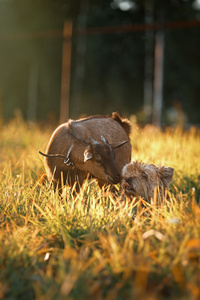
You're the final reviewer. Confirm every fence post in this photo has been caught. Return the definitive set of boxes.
[27,61,39,122]
[60,19,72,124]
[143,0,154,122]
[152,29,164,127]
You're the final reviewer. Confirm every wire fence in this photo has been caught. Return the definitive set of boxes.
[1,19,200,39]
[0,19,200,125]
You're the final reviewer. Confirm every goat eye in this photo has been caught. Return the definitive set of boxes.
[95,155,102,164]
[96,158,102,164]
[141,171,148,179]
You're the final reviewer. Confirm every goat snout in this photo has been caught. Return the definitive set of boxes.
[108,173,121,184]
[125,177,132,185]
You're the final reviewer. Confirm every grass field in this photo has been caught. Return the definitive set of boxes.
[0,115,200,300]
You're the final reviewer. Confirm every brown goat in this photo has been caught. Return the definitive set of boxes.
[40,112,132,189]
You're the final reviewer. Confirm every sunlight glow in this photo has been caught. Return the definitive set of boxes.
[111,0,136,11]
[193,0,200,10]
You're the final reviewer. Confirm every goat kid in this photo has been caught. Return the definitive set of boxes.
[122,161,174,203]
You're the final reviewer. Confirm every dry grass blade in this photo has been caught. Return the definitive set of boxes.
[0,117,200,299]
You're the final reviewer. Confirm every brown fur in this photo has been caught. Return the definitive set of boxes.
[43,112,132,189]
[111,112,131,136]
[67,112,131,139]
[122,161,174,202]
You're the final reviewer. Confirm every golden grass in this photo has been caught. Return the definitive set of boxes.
[0,115,200,299]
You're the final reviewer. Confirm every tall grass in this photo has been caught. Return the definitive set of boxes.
[0,115,200,300]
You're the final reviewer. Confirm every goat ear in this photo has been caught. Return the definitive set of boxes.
[110,139,129,149]
[84,149,93,162]
[158,166,174,186]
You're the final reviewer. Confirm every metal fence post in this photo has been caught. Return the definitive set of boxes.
[60,20,72,124]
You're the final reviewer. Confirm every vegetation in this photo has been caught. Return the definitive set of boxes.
[0,116,200,299]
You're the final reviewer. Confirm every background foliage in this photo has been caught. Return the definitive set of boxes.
[0,0,200,124]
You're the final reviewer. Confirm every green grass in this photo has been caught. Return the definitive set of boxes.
[0,115,200,300]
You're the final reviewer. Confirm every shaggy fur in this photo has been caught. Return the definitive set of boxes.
[122,161,174,202]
